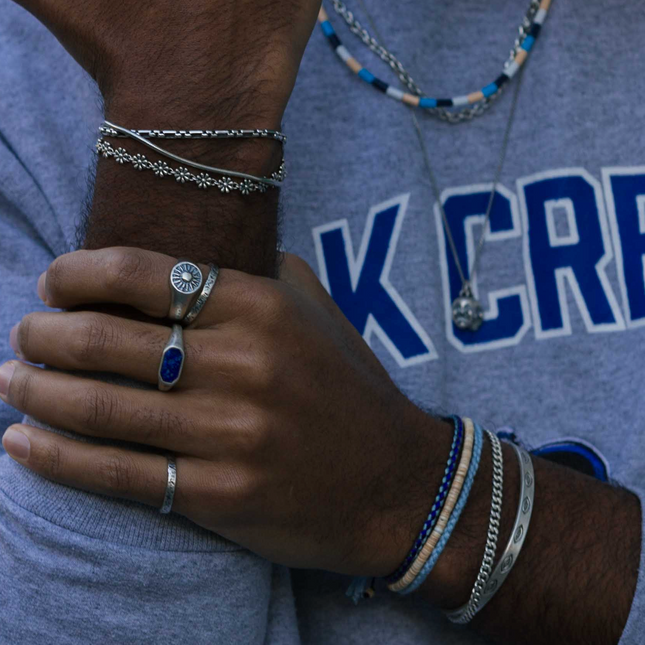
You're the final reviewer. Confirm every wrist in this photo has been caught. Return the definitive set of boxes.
[353,411,456,578]
[419,439,519,609]
[104,84,286,132]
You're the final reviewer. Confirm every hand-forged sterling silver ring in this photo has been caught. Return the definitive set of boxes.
[183,264,219,326]
[158,324,185,391]
[159,457,177,514]
[168,260,203,321]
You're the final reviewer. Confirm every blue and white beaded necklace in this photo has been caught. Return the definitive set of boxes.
[319,0,548,330]
[319,0,550,123]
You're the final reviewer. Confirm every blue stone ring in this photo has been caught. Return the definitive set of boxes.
[158,324,185,392]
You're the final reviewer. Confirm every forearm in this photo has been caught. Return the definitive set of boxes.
[416,419,641,644]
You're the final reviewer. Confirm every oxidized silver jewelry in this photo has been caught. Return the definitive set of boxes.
[100,124,286,145]
[95,138,285,194]
[168,261,203,321]
[451,283,484,332]
[183,264,219,327]
[351,0,527,331]
[446,430,504,624]
[413,67,525,331]
[158,324,185,392]
[100,121,285,188]
[159,457,177,514]
[472,443,535,616]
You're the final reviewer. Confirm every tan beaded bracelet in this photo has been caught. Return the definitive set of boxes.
[388,418,476,593]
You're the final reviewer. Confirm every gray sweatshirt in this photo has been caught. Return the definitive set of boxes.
[0,0,643,642]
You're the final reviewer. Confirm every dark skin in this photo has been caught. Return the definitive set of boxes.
[3,1,642,644]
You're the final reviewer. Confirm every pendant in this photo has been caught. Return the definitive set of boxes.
[451,284,484,332]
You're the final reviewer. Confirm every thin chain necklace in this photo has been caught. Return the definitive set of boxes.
[339,0,532,331]
[328,0,542,124]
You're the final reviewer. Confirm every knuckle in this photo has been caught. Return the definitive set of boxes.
[36,440,65,481]
[9,369,34,411]
[95,452,138,497]
[262,287,290,319]
[45,256,70,302]
[16,313,36,358]
[217,466,261,510]
[72,314,120,366]
[81,385,120,431]
[131,406,193,447]
[231,409,272,455]
[246,348,281,392]
[103,248,150,293]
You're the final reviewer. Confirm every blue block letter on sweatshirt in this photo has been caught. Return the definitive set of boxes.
[518,169,624,338]
[603,167,645,328]
[313,194,437,366]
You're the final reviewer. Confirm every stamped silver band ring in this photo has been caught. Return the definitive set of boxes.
[158,324,185,392]
[168,260,203,321]
[183,264,219,326]
[160,457,177,514]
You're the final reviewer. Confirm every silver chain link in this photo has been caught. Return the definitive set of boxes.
[330,0,539,123]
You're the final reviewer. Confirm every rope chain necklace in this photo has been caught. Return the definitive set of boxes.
[337,0,532,331]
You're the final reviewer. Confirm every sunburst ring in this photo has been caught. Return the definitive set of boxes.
[168,261,204,321]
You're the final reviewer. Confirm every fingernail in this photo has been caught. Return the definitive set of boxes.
[3,427,30,460]
[9,324,21,357]
[37,272,47,302]
[0,362,16,398]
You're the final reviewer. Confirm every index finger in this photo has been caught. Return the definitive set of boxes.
[38,247,254,326]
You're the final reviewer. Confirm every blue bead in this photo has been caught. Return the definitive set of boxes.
[160,347,184,384]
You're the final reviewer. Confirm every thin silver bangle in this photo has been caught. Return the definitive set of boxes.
[103,120,283,188]
[445,429,504,624]
[471,443,535,616]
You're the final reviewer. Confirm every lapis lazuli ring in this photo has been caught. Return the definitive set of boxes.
[158,324,185,392]
[168,260,203,321]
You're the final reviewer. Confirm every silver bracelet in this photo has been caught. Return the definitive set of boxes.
[445,429,504,625]
[99,124,287,145]
[471,443,535,616]
[95,138,285,193]
[102,121,285,188]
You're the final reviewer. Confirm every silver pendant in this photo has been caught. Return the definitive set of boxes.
[452,284,484,331]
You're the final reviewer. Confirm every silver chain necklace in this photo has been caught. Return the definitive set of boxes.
[344,0,528,331]
[332,0,538,124]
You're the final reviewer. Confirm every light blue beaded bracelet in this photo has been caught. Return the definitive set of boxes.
[399,422,485,595]
[385,416,464,584]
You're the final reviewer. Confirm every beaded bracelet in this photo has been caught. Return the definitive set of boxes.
[385,416,464,585]
[389,418,479,593]
[400,421,485,595]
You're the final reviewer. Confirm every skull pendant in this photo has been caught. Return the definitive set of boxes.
[452,291,484,332]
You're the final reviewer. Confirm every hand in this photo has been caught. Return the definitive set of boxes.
[0,248,453,575]
[12,0,320,125]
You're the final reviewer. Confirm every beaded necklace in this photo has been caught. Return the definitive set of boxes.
[318,0,550,122]
[319,1,549,330]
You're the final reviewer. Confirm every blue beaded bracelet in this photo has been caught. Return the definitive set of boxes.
[384,416,464,585]
[399,422,485,595]
[346,416,464,603]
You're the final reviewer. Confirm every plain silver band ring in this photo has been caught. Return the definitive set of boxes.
[183,264,219,326]
[168,260,203,321]
[160,457,177,514]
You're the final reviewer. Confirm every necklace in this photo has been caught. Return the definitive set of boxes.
[325,0,545,330]
[319,0,549,123]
